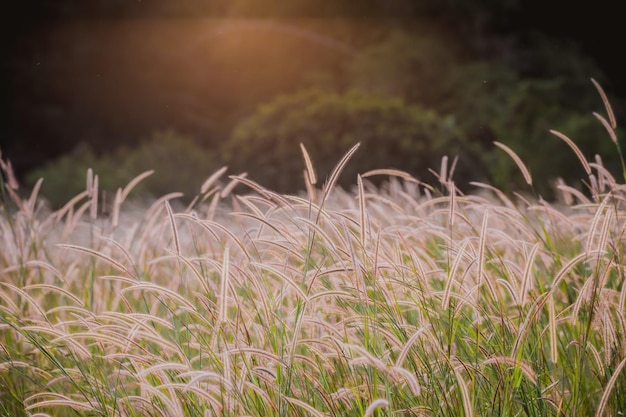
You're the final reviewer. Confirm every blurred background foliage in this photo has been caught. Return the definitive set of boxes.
[27,131,215,208]
[225,89,483,192]
[5,0,623,206]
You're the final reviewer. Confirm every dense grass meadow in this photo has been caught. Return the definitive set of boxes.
[2,95,626,416]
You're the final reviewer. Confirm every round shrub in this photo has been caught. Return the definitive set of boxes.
[224,89,483,193]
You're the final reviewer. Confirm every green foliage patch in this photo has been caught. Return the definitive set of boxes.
[27,131,217,209]
[225,89,480,192]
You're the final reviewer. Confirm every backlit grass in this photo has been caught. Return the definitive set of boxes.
[1,86,626,416]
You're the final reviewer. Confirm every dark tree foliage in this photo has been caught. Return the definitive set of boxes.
[339,30,619,195]
[224,90,484,193]
[27,131,217,208]
[5,0,624,201]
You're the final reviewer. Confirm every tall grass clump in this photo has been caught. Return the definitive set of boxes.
[1,81,626,416]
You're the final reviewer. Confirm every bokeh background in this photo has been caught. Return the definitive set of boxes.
[2,0,625,207]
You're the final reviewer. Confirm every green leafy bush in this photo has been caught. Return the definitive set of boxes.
[442,64,617,193]
[341,30,619,195]
[27,131,217,208]
[26,143,127,209]
[121,130,217,200]
[224,89,485,193]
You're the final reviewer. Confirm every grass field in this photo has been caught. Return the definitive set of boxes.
[1,92,626,416]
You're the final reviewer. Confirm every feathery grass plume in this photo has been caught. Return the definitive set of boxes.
[482,356,537,384]
[511,293,550,360]
[205,191,221,221]
[57,243,134,277]
[586,194,611,253]
[357,174,366,248]
[201,166,228,195]
[122,170,155,201]
[452,361,473,417]
[440,155,448,184]
[493,141,532,186]
[0,161,18,193]
[218,247,229,326]
[362,168,421,184]
[303,169,317,203]
[86,167,93,196]
[111,187,123,228]
[320,142,360,210]
[589,173,600,200]
[395,325,432,368]
[477,209,497,300]
[470,181,516,209]
[549,250,605,293]
[221,172,246,198]
[520,243,540,305]
[449,155,459,181]
[25,178,43,217]
[590,155,617,193]
[444,247,472,310]
[548,297,558,364]
[250,261,309,301]
[0,158,19,229]
[591,78,616,129]
[300,143,318,186]
[364,398,389,417]
[448,180,456,226]
[593,101,626,181]
[602,306,617,366]
[53,189,89,222]
[556,181,590,204]
[165,201,181,256]
[550,130,592,176]
[595,355,626,417]
[594,112,619,146]
[617,272,626,314]
[227,174,273,199]
[596,205,613,256]
[122,281,196,310]
[283,395,326,417]
[25,394,94,413]
[228,174,292,208]
[90,174,98,220]
[304,143,360,263]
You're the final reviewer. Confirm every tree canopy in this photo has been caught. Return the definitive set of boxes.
[5,1,623,204]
